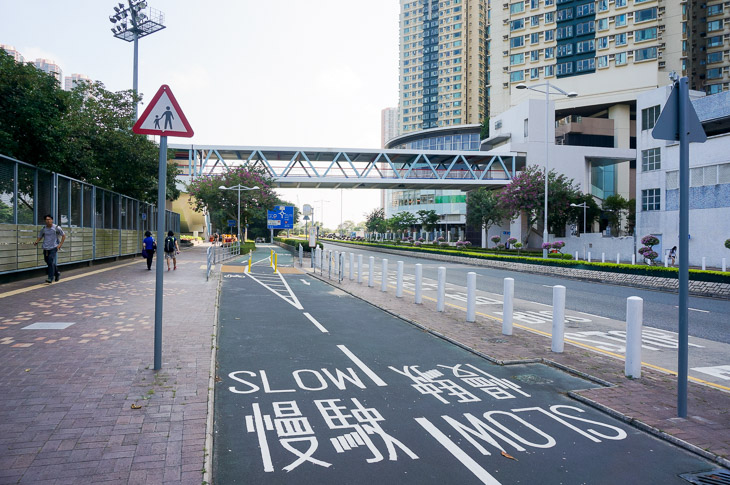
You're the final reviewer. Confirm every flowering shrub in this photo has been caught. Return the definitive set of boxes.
[497,243,505,250]
[725,238,730,250]
[438,236,445,242]
[439,242,449,247]
[432,240,440,246]
[490,236,501,244]
[414,241,422,247]
[508,237,518,245]
[641,235,660,247]
[464,241,472,247]
[643,250,658,261]
[514,242,523,254]
[552,241,565,253]
[418,237,425,242]
[456,241,465,250]
[541,242,552,250]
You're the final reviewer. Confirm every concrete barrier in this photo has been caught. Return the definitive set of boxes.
[551,285,566,353]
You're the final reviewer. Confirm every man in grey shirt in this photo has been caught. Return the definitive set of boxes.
[33,214,66,283]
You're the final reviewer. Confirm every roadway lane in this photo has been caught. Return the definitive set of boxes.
[213,254,717,484]
[323,242,730,344]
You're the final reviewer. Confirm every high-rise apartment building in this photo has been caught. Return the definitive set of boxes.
[64,73,91,91]
[380,107,400,148]
[1,44,24,63]
[689,0,730,95]
[398,0,489,134]
[33,58,63,85]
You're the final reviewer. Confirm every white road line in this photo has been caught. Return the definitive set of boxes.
[337,345,388,387]
[303,312,329,333]
[542,285,553,288]
[674,306,710,313]
[415,417,502,485]
[252,403,274,473]
[576,311,610,320]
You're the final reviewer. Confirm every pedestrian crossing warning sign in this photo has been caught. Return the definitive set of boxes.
[132,84,194,138]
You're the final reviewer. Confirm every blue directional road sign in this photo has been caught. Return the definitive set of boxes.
[227,219,236,227]
[267,205,294,229]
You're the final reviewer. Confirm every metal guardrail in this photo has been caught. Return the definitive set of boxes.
[206,243,242,280]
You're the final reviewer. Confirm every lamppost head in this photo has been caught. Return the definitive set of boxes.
[218,185,227,190]
[567,92,578,98]
[515,83,528,90]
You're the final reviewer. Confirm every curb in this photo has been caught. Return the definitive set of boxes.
[203,271,222,485]
[303,267,730,470]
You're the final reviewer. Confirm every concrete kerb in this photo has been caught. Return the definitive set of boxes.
[303,267,730,470]
[203,270,222,485]
[321,241,730,300]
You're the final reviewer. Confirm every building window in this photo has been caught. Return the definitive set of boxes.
[576,39,595,53]
[531,32,540,44]
[545,11,554,23]
[707,52,723,64]
[511,19,525,31]
[544,47,555,59]
[545,64,555,77]
[510,53,525,65]
[707,84,723,95]
[615,0,626,6]
[635,46,657,61]
[530,67,540,79]
[556,8,573,21]
[576,58,595,72]
[597,0,608,12]
[597,18,609,31]
[635,7,657,23]
[556,25,573,39]
[597,36,609,49]
[510,2,525,14]
[707,36,723,48]
[556,61,573,75]
[642,105,660,130]
[707,68,723,80]
[544,29,554,41]
[557,44,574,57]
[531,50,540,61]
[524,118,529,137]
[641,148,661,171]
[615,52,627,65]
[597,55,609,68]
[708,4,724,16]
[576,21,594,36]
[576,3,595,16]
[511,36,525,48]
[510,70,525,82]
[641,189,661,211]
[635,27,657,43]
[708,20,724,32]
[531,15,541,26]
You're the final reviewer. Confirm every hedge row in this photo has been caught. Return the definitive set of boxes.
[274,238,323,252]
[319,238,730,284]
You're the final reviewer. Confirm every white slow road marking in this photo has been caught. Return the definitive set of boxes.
[415,417,502,485]
[337,345,388,387]
[303,312,328,333]
[300,279,310,286]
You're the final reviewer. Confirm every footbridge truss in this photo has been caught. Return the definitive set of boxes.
[170,145,523,190]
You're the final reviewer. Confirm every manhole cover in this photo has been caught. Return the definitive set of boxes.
[680,470,730,485]
[486,338,508,344]
[512,374,553,385]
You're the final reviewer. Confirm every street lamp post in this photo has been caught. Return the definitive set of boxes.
[516,81,578,258]
[219,185,260,243]
[108,1,166,119]
[570,202,588,235]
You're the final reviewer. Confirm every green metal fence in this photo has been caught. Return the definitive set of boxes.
[0,154,180,275]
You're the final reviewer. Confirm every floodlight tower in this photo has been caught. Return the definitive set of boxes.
[108,0,166,119]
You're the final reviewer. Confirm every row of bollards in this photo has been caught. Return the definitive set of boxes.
[329,250,645,381]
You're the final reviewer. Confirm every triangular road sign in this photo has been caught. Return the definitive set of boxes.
[652,83,706,143]
[133,84,194,138]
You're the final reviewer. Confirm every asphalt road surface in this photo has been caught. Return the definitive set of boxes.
[213,249,716,484]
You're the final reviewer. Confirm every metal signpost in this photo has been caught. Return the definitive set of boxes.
[132,84,194,371]
[652,75,706,417]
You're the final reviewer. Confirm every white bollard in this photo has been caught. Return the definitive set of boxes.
[368,256,374,287]
[575,251,579,261]
[349,253,354,280]
[617,253,620,264]
[723,258,727,272]
[437,267,446,312]
[502,278,514,335]
[664,256,668,267]
[335,251,339,274]
[587,251,591,263]
[466,272,476,322]
[602,252,605,263]
[396,261,404,298]
[625,296,643,378]
[381,259,388,292]
[551,285,566,353]
[632,254,636,265]
[415,264,423,304]
[702,257,706,271]
[357,254,363,283]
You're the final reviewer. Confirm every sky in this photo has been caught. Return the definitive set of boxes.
[1,0,400,229]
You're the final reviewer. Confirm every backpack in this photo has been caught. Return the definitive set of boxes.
[164,236,175,253]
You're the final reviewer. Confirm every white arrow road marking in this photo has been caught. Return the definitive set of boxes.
[300,279,311,286]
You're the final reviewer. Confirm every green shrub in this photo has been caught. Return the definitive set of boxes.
[547,253,573,260]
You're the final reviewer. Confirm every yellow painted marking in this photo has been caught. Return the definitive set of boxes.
[276,267,303,274]
[220,265,246,273]
[0,260,142,299]
[379,283,730,392]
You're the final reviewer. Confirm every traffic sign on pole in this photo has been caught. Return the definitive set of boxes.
[132,85,194,138]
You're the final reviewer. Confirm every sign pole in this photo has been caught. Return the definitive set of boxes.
[677,78,690,418]
[154,135,167,371]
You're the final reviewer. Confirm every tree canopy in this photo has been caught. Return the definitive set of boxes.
[0,51,179,203]
[364,208,387,234]
[416,209,440,231]
[466,188,506,231]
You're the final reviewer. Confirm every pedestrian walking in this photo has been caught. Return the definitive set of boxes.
[164,230,180,271]
[33,214,65,284]
[142,231,156,270]
[669,246,677,266]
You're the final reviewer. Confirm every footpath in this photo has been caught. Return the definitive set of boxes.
[299,253,730,470]
[0,244,218,485]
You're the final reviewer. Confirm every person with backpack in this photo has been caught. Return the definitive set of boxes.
[164,230,180,271]
[142,231,156,270]
[33,214,65,283]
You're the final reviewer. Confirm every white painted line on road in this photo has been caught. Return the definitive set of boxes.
[252,403,274,472]
[415,417,502,485]
[691,365,730,380]
[532,302,552,308]
[303,312,328,333]
[542,285,553,288]
[300,279,310,286]
[576,311,610,320]
[674,306,710,313]
[337,345,387,387]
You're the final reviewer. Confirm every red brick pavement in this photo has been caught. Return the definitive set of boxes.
[0,245,217,484]
[306,266,730,469]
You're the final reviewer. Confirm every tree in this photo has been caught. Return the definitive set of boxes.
[0,51,179,203]
[568,193,600,234]
[391,211,418,236]
[480,117,490,140]
[546,171,582,236]
[337,220,356,235]
[417,209,440,232]
[466,188,506,233]
[186,166,279,239]
[602,194,630,236]
[364,208,386,236]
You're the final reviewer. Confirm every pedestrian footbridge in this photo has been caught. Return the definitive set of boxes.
[170,145,522,190]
